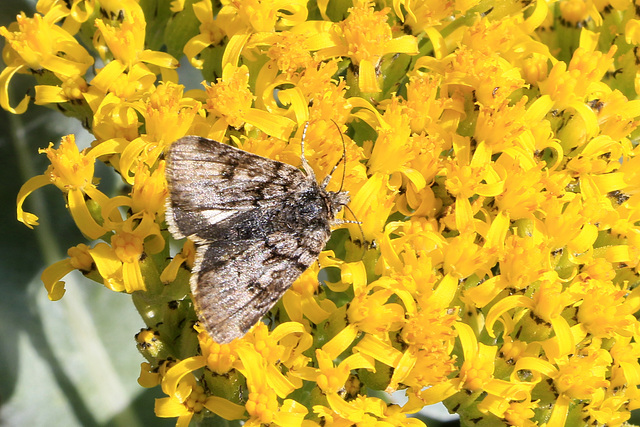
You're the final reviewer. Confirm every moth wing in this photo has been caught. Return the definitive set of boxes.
[165,135,308,240]
[191,225,329,344]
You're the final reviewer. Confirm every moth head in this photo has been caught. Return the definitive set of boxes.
[328,190,350,218]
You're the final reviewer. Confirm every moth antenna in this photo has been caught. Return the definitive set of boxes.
[320,120,347,190]
[343,204,363,231]
[300,121,315,178]
[337,120,347,193]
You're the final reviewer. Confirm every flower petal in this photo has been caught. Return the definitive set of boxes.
[0,65,30,114]
[16,174,50,228]
[41,258,75,300]
[203,396,246,420]
[67,189,107,239]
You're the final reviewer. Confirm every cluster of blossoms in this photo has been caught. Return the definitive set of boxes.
[5,0,640,425]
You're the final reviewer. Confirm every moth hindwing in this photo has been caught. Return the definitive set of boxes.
[165,135,350,344]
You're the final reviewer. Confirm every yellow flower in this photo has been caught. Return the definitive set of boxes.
[155,357,246,425]
[16,134,112,239]
[217,0,308,35]
[448,323,535,411]
[559,0,592,26]
[555,349,612,400]
[503,397,538,427]
[160,239,196,284]
[235,339,310,426]
[297,347,374,417]
[297,0,418,93]
[266,31,313,77]
[516,346,612,426]
[573,278,635,338]
[138,358,176,388]
[136,81,202,145]
[34,74,89,106]
[35,0,95,35]
[183,0,225,69]
[40,243,94,300]
[404,73,451,135]
[397,0,461,33]
[340,3,404,70]
[346,285,405,335]
[197,329,241,375]
[88,214,164,293]
[539,43,616,137]
[93,2,177,71]
[89,1,179,114]
[129,161,168,218]
[101,81,202,183]
[0,11,94,113]
[522,53,549,85]
[593,89,640,141]
[348,173,396,242]
[314,394,424,426]
[283,267,334,324]
[204,64,254,129]
[203,63,295,140]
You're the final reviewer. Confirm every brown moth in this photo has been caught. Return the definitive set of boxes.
[165,133,349,344]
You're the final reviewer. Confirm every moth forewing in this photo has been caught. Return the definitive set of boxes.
[165,135,349,344]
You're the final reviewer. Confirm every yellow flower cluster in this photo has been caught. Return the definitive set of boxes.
[5,0,640,426]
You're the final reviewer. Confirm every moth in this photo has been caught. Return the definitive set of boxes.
[165,131,350,344]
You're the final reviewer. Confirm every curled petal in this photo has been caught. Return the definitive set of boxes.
[154,397,190,418]
[203,396,246,420]
[67,189,108,240]
[138,50,179,69]
[0,65,30,114]
[17,174,51,228]
[34,84,67,104]
[183,34,210,69]
[137,362,160,388]
[41,258,75,300]
[161,356,207,397]
[244,108,296,141]
[322,324,359,359]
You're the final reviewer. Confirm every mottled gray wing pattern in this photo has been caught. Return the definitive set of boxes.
[165,136,310,240]
[165,135,343,344]
[192,223,330,344]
